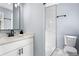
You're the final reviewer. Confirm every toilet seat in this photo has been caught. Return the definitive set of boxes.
[64,46,77,56]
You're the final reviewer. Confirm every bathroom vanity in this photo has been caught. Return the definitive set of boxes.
[0,33,34,56]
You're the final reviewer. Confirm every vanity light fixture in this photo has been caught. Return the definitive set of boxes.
[15,3,20,8]
[8,3,11,5]
[15,3,18,8]
[17,3,20,6]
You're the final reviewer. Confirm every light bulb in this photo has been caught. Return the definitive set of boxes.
[15,3,18,8]
[8,3,11,5]
[17,3,20,6]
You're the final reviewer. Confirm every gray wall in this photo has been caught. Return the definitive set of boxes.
[57,3,79,48]
[23,3,45,56]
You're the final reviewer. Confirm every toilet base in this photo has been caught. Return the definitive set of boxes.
[52,48,69,56]
[64,46,77,56]
[51,48,77,56]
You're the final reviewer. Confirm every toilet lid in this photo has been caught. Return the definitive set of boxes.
[64,46,77,54]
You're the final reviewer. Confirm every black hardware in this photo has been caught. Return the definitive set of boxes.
[56,15,66,18]
[21,48,23,54]
[18,48,23,55]
[7,33,11,37]
[18,49,21,55]
[11,30,14,36]
[43,3,46,5]
[7,30,14,37]
[20,30,23,34]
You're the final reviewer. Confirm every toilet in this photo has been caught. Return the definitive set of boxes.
[64,35,77,56]
[52,35,77,56]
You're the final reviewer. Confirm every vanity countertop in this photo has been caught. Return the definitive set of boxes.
[0,33,34,46]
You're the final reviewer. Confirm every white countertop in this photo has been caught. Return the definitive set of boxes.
[0,33,34,46]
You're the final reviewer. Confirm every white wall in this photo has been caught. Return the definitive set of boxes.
[23,3,45,56]
[57,3,79,48]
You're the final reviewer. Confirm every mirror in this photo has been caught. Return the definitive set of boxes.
[0,3,20,30]
[13,3,20,30]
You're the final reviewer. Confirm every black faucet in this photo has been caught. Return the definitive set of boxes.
[7,30,14,37]
[11,30,14,36]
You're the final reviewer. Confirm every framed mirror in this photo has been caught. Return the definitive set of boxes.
[0,3,20,30]
[13,3,20,30]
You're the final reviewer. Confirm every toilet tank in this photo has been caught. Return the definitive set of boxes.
[64,35,77,47]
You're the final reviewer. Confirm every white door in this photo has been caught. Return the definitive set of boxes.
[22,44,33,56]
[45,5,57,56]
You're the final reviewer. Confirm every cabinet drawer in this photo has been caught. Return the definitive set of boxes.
[0,37,33,55]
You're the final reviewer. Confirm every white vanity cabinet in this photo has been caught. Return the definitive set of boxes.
[21,44,33,56]
[0,35,33,56]
[3,48,19,56]
[4,44,33,56]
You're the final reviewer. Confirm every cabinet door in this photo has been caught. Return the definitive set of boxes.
[22,44,33,56]
[2,49,19,56]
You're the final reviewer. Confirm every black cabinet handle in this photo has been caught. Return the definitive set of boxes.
[22,48,23,54]
[18,48,23,56]
[18,49,21,55]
